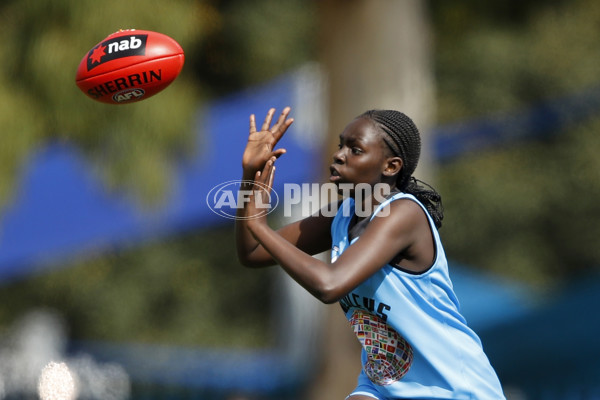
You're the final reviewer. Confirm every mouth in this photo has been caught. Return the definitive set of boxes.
[329,165,341,182]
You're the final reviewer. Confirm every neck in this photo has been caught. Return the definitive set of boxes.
[350,182,396,220]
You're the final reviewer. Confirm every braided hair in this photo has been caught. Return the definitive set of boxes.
[360,110,444,229]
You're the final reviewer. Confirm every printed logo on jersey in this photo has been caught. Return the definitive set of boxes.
[87,34,148,71]
[341,294,390,322]
[350,309,413,385]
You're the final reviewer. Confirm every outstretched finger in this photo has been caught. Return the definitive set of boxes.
[262,157,276,190]
[256,157,273,186]
[261,108,276,132]
[272,107,291,131]
[249,114,257,134]
[273,117,294,144]
[267,162,276,190]
[271,148,287,159]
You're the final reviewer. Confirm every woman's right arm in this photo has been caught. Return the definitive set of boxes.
[236,207,334,268]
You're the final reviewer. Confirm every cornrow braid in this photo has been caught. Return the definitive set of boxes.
[360,110,444,229]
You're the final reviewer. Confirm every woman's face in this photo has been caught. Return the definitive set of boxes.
[329,117,393,190]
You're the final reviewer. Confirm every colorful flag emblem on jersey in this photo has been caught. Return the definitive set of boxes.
[350,309,413,385]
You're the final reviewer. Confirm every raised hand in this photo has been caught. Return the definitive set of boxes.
[245,156,277,223]
[242,107,293,174]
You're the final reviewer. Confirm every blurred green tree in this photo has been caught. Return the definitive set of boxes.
[433,0,600,286]
[0,0,207,208]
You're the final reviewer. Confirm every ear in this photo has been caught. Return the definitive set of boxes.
[382,156,403,177]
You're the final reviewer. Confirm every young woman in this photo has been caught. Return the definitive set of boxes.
[235,107,505,400]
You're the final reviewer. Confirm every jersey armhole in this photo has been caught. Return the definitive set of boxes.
[384,197,439,276]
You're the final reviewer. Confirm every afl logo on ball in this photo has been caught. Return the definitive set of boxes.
[87,34,148,71]
[113,88,145,103]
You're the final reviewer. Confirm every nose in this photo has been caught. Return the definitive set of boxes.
[332,147,345,164]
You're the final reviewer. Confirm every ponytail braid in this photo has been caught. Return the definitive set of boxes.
[404,177,444,229]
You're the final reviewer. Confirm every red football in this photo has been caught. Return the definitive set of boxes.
[76,29,184,104]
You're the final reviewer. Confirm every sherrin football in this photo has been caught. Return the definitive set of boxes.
[76,29,184,104]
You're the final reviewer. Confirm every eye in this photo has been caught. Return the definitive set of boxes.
[351,147,363,155]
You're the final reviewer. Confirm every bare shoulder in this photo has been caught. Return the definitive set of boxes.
[368,197,435,272]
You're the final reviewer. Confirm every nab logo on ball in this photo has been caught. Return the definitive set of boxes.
[86,35,147,71]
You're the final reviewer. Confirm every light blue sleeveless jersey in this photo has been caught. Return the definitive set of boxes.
[331,193,505,399]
